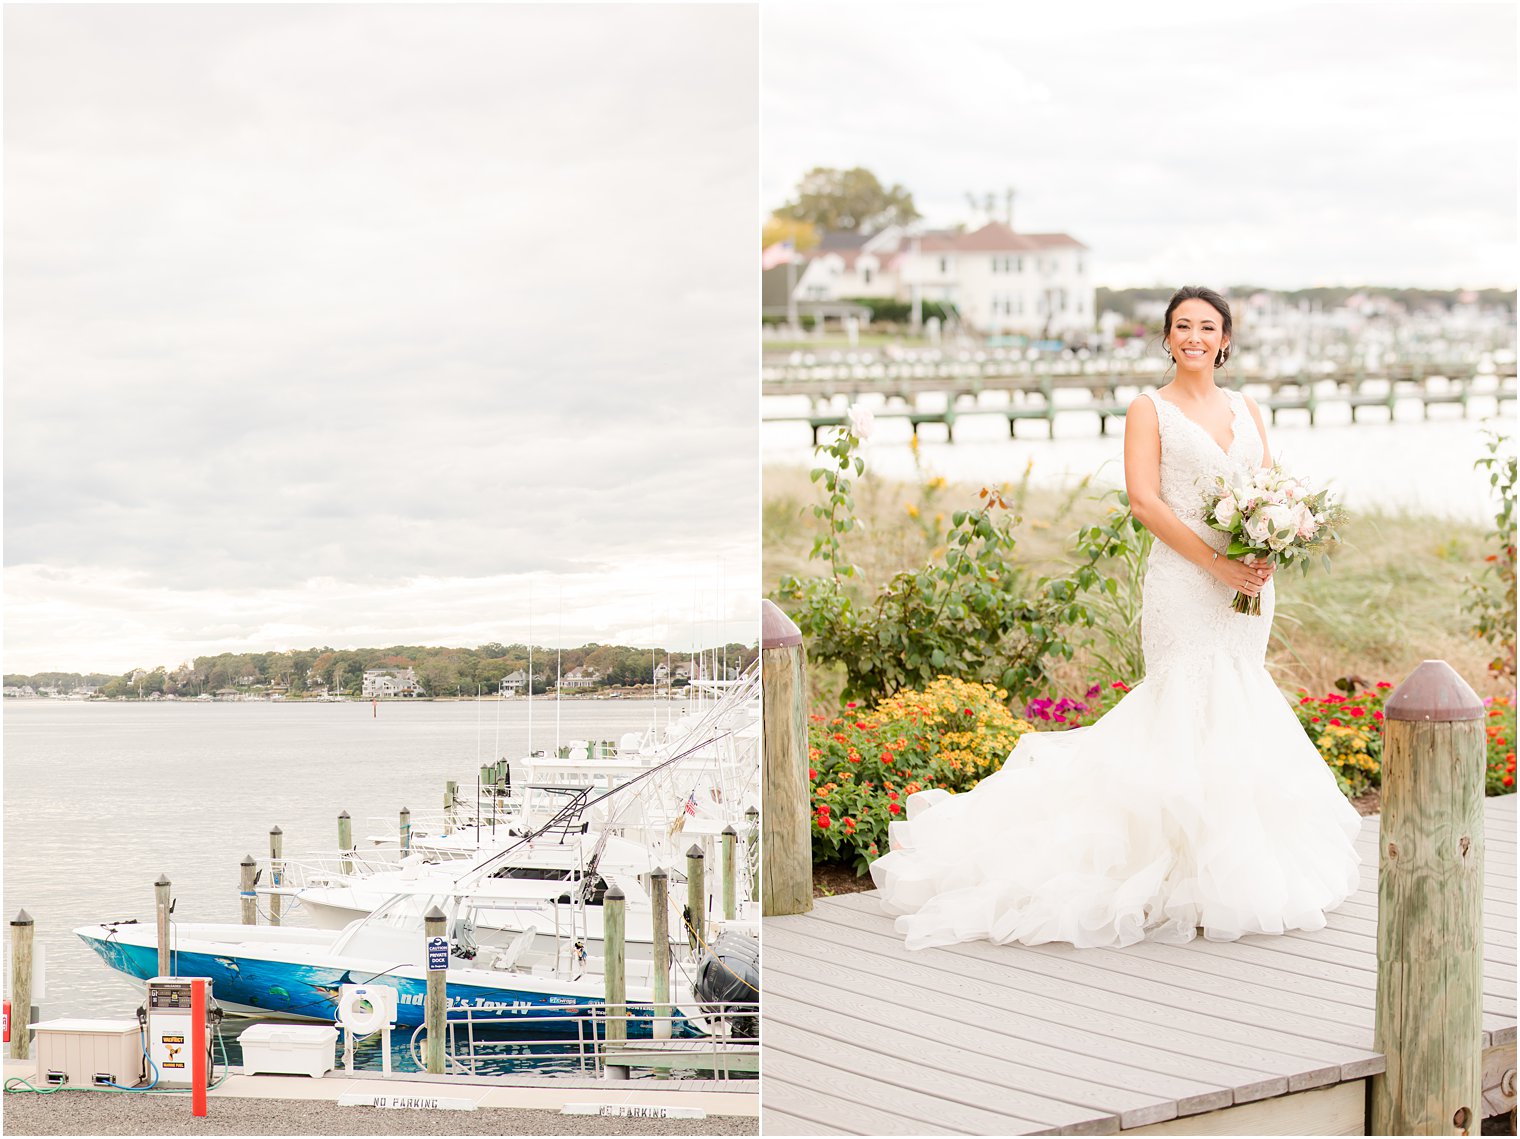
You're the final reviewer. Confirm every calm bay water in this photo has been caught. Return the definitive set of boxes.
[764,392,1511,521]
[2,698,695,1071]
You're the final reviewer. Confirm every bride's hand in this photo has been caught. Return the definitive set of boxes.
[1214,555,1274,596]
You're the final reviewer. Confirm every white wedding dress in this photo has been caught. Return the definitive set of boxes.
[870,388,1362,950]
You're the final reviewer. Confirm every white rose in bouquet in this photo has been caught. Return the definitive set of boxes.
[1212,494,1240,528]
[1294,503,1319,539]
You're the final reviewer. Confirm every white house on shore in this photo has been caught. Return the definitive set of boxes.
[790,220,1092,337]
[362,667,422,698]
[499,669,529,695]
[559,666,601,690]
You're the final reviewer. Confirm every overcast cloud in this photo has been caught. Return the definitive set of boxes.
[763,1,1516,288]
[5,5,759,674]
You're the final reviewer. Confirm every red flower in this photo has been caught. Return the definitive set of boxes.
[856,721,871,730]
[1506,776,1515,788]
[1299,696,1311,704]
[1328,718,1342,727]
[849,754,862,763]
[1374,711,1384,721]
[964,708,974,717]
[1349,707,1365,717]
[888,802,902,815]
[817,814,832,829]
[1311,716,1321,723]
[843,817,856,832]
[887,791,899,801]
[1376,681,1393,690]
[832,733,847,743]
[1499,737,1509,746]
[808,768,817,780]
[1112,682,1130,691]
[846,702,858,709]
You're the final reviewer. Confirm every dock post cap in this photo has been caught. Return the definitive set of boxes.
[745,805,759,818]
[11,909,32,926]
[761,599,803,649]
[649,867,667,880]
[269,825,282,835]
[604,885,625,902]
[1384,659,1485,722]
[722,824,738,836]
[338,810,349,819]
[240,854,255,865]
[686,845,705,860]
[423,905,447,921]
[154,874,170,887]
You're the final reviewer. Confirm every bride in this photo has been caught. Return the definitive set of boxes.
[869,286,1362,950]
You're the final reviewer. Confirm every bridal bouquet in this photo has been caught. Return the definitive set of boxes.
[1200,464,1346,615]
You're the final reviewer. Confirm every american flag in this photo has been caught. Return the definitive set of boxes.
[761,239,795,270]
[683,791,699,817]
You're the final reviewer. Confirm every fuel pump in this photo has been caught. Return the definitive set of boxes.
[142,977,218,1089]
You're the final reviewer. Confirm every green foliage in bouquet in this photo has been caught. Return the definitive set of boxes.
[807,677,1035,874]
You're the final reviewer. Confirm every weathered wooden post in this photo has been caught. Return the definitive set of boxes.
[1372,660,1486,1136]
[443,781,457,836]
[268,826,283,927]
[154,875,172,976]
[603,885,627,1056]
[10,910,34,1060]
[649,869,671,1045]
[685,846,705,956]
[762,599,811,916]
[337,811,353,876]
[721,825,738,921]
[423,905,447,1075]
[239,856,257,925]
[745,805,760,901]
[399,807,412,856]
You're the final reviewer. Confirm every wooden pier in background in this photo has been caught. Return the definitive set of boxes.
[762,794,1516,1136]
[763,361,1517,444]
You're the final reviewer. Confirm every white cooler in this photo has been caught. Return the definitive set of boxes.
[32,1018,144,1088]
[238,1024,338,1078]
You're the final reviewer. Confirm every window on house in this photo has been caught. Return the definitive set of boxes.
[862,267,873,286]
[940,257,950,274]
[1076,257,1084,274]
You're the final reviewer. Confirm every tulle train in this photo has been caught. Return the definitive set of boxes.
[868,655,1362,951]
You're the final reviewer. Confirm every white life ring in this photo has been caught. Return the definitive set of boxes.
[336,984,397,1035]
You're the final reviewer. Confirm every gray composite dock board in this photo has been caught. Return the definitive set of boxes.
[762,796,1518,1134]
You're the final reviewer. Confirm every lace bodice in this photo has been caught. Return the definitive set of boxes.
[1142,387,1261,525]
[1139,386,1274,681]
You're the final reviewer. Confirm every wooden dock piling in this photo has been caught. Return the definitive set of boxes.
[762,599,812,917]
[239,856,257,925]
[686,846,705,955]
[443,781,457,836]
[650,869,671,1045]
[604,885,627,1051]
[399,807,411,856]
[1373,660,1488,1135]
[423,905,446,1075]
[268,826,283,927]
[9,910,33,1060]
[154,875,171,976]
[722,825,738,921]
[337,811,352,876]
[745,805,760,899]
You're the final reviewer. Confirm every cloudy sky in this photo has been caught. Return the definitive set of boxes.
[764,0,1516,288]
[5,5,758,675]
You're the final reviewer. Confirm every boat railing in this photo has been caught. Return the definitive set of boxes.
[403,1000,759,1081]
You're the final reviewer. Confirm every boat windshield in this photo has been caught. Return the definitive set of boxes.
[366,893,449,929]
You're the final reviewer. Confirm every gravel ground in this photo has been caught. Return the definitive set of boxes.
[1,1091,758,1135]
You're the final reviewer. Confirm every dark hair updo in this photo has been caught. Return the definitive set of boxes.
[1162,285,1233,368]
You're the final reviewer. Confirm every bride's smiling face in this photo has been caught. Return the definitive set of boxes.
[1167,299,1229,366]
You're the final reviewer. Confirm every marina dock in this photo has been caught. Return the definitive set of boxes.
[762,794,1516,1136]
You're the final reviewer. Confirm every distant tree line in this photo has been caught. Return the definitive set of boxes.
[4,641,759,700]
